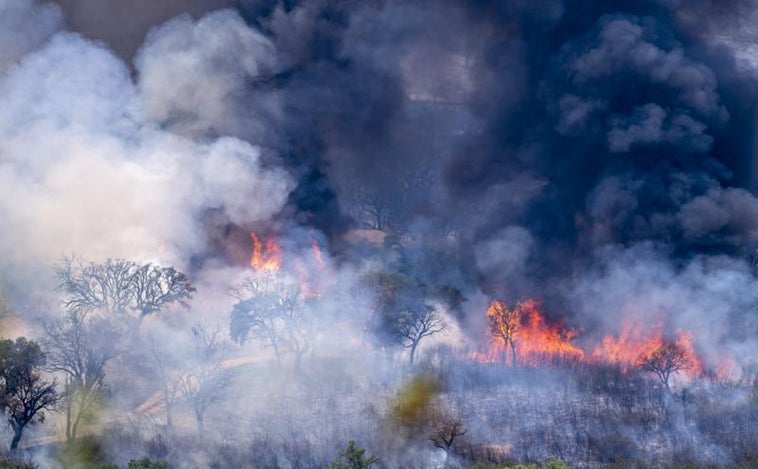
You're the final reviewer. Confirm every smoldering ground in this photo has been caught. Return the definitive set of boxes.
[0,0,757,467]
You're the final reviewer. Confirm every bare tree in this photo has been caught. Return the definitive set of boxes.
[348,185,399,232]
[638,341,692,390]
[144,339,179,432]
[430,417,467,466]
[229,274,314,370]
[57,257,195,326]
[57,258,135,316]
[487,300,522,366]
[394,305,446,365]
[43,310,120,441]
[178,325,231,433]
[0,338,59,452]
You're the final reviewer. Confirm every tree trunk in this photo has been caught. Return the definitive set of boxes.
[65,391,74,442]
[510,341,517,367]
[195,407,204,433]
[271,341,282,369]
[10,423,25,451]
[409,342,418,365]
[163,383,173,430]
[71,399,85,442]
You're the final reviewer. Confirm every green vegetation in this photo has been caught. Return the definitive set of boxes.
[329,441,378,469]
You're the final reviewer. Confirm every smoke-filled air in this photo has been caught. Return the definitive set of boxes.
[0,0,757,468]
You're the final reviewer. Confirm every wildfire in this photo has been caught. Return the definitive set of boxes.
[249,232,281,271]
[478,299,706,381]
[482,299,584,366]
[592,321,703,377]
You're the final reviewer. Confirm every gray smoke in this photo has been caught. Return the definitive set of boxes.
[0,0,757,466]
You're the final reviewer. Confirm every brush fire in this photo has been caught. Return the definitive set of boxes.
[475,299,708,385]
[1,1,757,468]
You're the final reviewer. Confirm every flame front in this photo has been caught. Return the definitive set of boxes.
[592,321,703,377]
[479,299,706,381]
[482,299,584,366]
[249,232,281,271]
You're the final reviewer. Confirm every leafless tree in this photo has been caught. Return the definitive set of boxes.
[0,338,59,452]
[177,325,231,433]
[394,305,446,365]
[638,341,692,390]
[147,336,182,431]
[57,258,135,316]
[430,417,467,466]
[346,166,436,235]
[229,274,314,370]
[487,301,522,366]
[43,310,120,441]
[57,257,195,326]
[348,185,398,232]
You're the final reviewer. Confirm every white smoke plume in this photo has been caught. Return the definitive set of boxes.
[0,9,293,273]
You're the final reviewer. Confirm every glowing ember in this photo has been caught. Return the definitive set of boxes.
[249,232,281,271]
[483,299,584,366]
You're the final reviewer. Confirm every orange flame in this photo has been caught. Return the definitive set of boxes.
[249,233,281,271]
[482,299,584,366]
[591,321,703,377]
[477,299,708,381]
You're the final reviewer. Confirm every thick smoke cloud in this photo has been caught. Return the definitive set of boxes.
[570,243,758,369]
[231,0,758,358]
[1,0,758,465]
[136,10,281,143]
[2,0,752,358]
[0,0,62,72]
[55,0,236,60]
[0,0,754,362]
[0,13,293,274]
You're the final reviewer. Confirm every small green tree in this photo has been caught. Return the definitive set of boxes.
[329,440,378,469]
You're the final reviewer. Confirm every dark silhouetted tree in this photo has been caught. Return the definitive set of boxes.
[430,416,466,466]
[394,305,446,365]
[638,341,692,390]
[487,300,522,366]
[0,338,58,451]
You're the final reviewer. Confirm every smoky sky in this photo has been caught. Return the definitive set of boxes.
[55,0,236,59]
[228,1,758,278]
[2,0,758,370]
